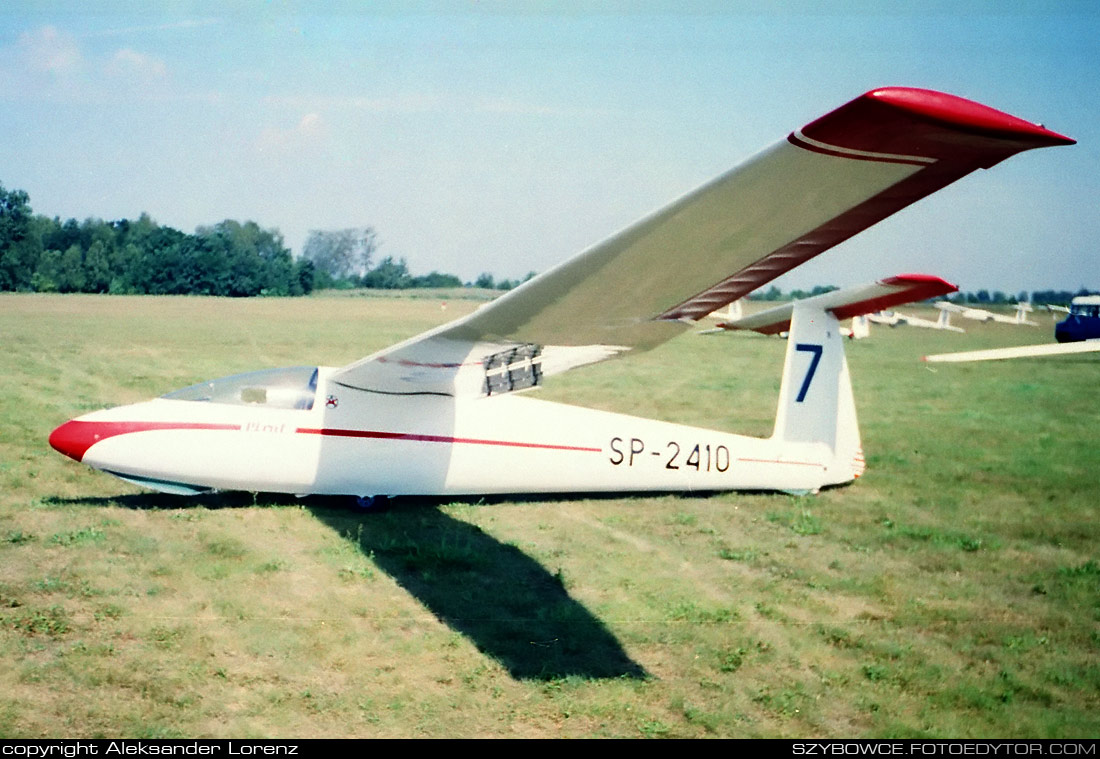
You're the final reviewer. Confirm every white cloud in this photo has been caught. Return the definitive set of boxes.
[263,93,448,114]
[256,113,327,153]
[85,17,222,38]
[17,25,81,75]
[107,48,168,79]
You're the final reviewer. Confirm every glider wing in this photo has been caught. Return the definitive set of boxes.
[331,88,1072,396]
[923,341,1100,363]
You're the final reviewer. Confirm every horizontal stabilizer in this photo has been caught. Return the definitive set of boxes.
[714,274,957,335]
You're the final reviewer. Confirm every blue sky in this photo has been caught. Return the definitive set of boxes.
[1,1,1097,293]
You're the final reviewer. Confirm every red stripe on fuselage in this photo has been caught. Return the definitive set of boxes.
[738,457,823,468]
[295,427,602,453]
[48,418,602,464]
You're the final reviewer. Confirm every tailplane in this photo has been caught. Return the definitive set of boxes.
[714,274,958,485]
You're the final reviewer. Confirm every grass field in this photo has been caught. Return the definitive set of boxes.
[1,292,1097,738]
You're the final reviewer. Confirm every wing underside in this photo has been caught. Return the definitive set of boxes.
[332,87,1072,396]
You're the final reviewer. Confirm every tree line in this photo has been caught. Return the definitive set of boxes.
[0,183,314,296]
[750,285,1093,307]
[953,288,1095,306]
[0,182,525,297]
[299,227,533,291]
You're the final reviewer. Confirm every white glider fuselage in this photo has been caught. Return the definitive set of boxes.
[52,369,837,497]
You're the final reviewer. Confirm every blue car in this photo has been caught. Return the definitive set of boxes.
[1055,296,1100,343]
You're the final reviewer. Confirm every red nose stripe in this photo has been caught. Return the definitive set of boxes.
[48,420,239,462]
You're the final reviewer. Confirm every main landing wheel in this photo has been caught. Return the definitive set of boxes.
[355,495,389,510]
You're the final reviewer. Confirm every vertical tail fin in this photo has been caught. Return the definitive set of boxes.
[771,305,865,485]
[713,275,958,486]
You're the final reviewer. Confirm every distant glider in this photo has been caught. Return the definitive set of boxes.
[49,88,1073,498]
[935,300,1038,326]
[836,306,966,337]
[893,308,966,333]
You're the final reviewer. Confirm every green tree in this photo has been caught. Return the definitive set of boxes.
[0,184,39,290]
[31,249,62,292]
[141,226,189,294]
[302,227,377,284]
[361,256,411,289]
[197,220,295,297]
[84,240,111,293]
[295,258,315,295]
[410,271,462,288]
[58,244,86,292]
[108,242,142,294]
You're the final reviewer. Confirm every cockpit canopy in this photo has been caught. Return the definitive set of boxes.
[163,366,318,410]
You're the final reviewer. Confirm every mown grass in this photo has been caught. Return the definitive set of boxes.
[0,293,1097,738]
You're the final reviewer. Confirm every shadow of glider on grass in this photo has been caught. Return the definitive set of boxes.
[49,87,1074,500]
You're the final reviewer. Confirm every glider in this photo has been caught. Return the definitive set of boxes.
[49,87,1073,498]
[934,300,1038,326]
[837,306,966,339]
[889,308,966,333]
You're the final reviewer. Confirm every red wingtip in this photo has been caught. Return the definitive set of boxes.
[881,273,959,298]
[880,271,959,294]
[802,87,1075,165]
[867,87,1076,148]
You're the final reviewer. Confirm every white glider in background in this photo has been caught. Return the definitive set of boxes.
[49,87,1073,499]
[935,300,1038,326]
[705,299,744,322]
[851,306,965,335]
[895,308,966,332]
[842,315,871,340]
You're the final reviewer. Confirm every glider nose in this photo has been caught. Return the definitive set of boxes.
[49,419,97,462]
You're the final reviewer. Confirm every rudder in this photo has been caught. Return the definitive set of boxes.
[771,305,864,485]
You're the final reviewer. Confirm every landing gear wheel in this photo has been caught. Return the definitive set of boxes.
[355,495,389,510]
